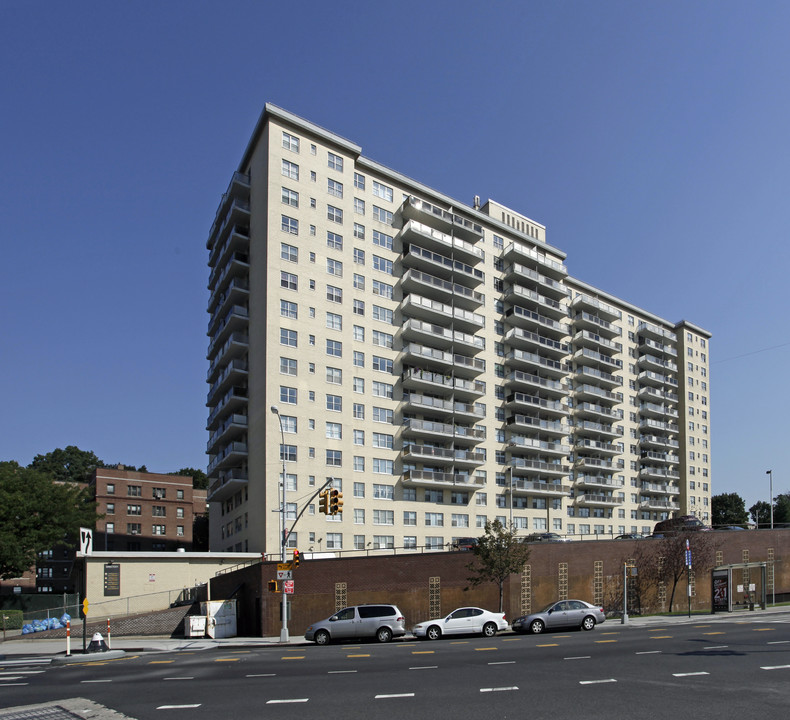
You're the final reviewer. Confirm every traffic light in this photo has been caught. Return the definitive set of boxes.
[267,580,279,593]
[293,549,300,568]
[329,489,343,515]
[318,489,329,514]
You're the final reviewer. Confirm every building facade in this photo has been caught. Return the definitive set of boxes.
[206,104,711,556]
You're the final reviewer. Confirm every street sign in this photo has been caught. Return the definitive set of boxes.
[277,562,293,571]
[277,570,293,580]
[79,527,93,555]
[284,580,294,594]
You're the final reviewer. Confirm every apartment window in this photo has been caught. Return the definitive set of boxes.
[354,172,365,189]
[152,505,166,517]
[373,535,394,549]
[327,231,343,250]
[106,483,115,495]
[326,367,342,384]
[127,523,141,535]
[372,181,393,202]
[373,255,393,274]
[106,522,115,534]
[373,510,394,525]
[280,386,297,404]
[452,514,469,528]
[327,258,343,277]
[373,484,394,499]
[372,407,392,423]
[353,326,365,342]
[372,381,393,398]
[327,285,342,303]
[280,299,297,319]
[372,206,393,224]
[354,456,365,471]
[176,489,184,500]
[354,222,365,239]
[326,422,342,439]
[326,394,342,412]
[353,299,365,316]
[373,458,394,474]
[281,159,299,180]
[106,503,115,515]
[152,524,166,536]
[353,429,365,445]
[425,512,444,527]
[372,280,393,298]
[280,357,297,375]
[372,331,393,348]
[326,449,342,467]
[280,444,297,462]
[353,377,364,393]
[282,131,299,152]
[327,205,343,224]
[326,312,342,330]
[354,197,365,215]
[372,305,393,323]
[353,351,365,367]
[127,504,142,516]
[280,328,297,347]
[353,274,365,291]
[353,403,365,419]
[372,433,393,449]
[353,247,365,265]
[128,485,141,497]
[353,508,365,524]
[372,356,393,373]
[404,511,417,526]
[403,487,417,502]
[281,187,299,207]
[328,152,343,171]
[326,339,342,357]
[280,271,297,291]
[327,178,343,199]
[372,230,393,250]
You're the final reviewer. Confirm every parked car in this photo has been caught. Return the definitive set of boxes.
[304,604,406,645]
[615,533,642,540]
[511,600,605,634]
[453,537,479,551]
[523,532,569,543]
[412,607,508,640]
[653,515,708,535]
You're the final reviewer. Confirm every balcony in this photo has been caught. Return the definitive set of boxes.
[572,330,621,353]
[507,414,572,437]
[575,474,623,490]
[209,223,250,274]
[508,436,572,457]
[640,499,680,512]
[574,420,623,438]
[639,337,678,357]
[641,450,679,464]
[638,321,677,343]
[639,466,680,481]
[574,457,616,471]
[402,367,485,400]
[639,418,679,434]
[505,349,569,379]
[206,386,248,430]
[207,172,250,247]
[504,328,569,358]
[207,468,249,503]
[573,348,623,370]
[640,482,679,496]
[575,438,620,456]
[638,354,678,373]
[575,494,620,508]
[638,434,679,450]
[403,392,485,420]
[572,312,622,338]
[400,268,484,309]
[638,386,678,404]
[208,275,250,317]
[401,445,485,468]
[505,284,568,319]
[502,240,568,279]
[402,244,484,287]
[400,219,484,266]
[503,262,569,298]
[208,251,249,294]
[401,318,484,354]
[506,305,569,338]
[574,384,620,404]
[574,365,622,388]
[402,418,486,445]
[506,370,568,397]
[573,402,624,421]
[206,357,249,406]
[640,402,679,419]
[207,331,249,374]
[510,479,569,497]
[638,370,678,388]
[570,295,622,322]
[206,413,247,455]
[511,458,569,477]
[401,196,484,243]
[207,440,248,475]
[400,294,485,334]
[402,469,485,490]
[507,393,569,417]
[401,343,485,377]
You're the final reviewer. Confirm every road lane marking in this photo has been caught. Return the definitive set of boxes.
[480,686,519,692]
[703,632,725,635]
[595,640,618,644]
[673,672,709,677]
[346,654,370,658]
[703,646,728,650]
[328,670,357,674]
[411,650,434,654]
[600,632,620,635]
[635,651,661,655]
[537,643,558,647]
[475,647,497,651]
[0,671,44,675]
[502,638,520,642]
[215,658,240,662]
[488,661,516,665]
[693,625,711,628]
[552,635,571,638]
[0,677,25,681]
[157,704,201,710]
[267,699,309,704]
[81,679,112,683]
[754,628,775,632]
[0,683,28,686]
[580,679,616,685]
[650,635,672,639]
[149,660,174,664]
[164,677,194,681]
[761,665,790,670]
[375,693,415,699]
[450,641,469,645]
[768,641,790,645]
[247,673,276,677]
[231,650,251,654]
[565,656,591,660]
[409,666,437,670]
[281,656,304,660]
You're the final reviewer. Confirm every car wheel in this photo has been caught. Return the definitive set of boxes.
[482,622,497,638]
[314,629,330,646]
[426,625,441,641]
[529,619,545,634]
[581,615,596,631]
[376,626,393,643]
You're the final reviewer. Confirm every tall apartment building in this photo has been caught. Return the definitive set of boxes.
[206,104,711,556]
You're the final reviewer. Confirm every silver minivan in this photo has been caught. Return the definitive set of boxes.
[304,604,406,645]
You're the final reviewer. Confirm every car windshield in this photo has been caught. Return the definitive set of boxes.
[539,602,558,613]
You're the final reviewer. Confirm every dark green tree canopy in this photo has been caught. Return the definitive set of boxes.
[711,492,748,528]
[466,520,531,611]
[749,500,771,528]
[0,462,97,579]
[172,467,208,490]
[28,446,104,483]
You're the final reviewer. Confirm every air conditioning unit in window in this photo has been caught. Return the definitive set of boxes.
[130,529,139,535]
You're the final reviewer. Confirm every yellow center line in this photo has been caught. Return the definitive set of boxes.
[281,656,305,660]
[450,641,469,645]
[537,643,558,647]
[595,640,618,644]
[694,625,711,628]
[552,635,572,638]
[600,632,620,635]
[412,650,434,654]
[231,650,252,654]
[344,646,362,649]
[703,632,725,636]
[347,654,370,658]
[475,647,497,651]
[149,660,174,664]
[651,635,673,639]
[214,658,240,662]
[754,628,775,632]
[502,638,520,642]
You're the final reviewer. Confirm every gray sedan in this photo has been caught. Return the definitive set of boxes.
[512,600,605,634]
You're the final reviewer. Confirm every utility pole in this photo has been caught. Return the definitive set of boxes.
[271,405,289,643]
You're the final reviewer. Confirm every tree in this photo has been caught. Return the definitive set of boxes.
[749,501,771,528]
[466,520,531,611]
[173,467,208,490]
[0,462,97,579]
[774,493,790,525]
[711,492,748,528]
[28,446,104,483]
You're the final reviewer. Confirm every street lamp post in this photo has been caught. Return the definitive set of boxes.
[766,469,773,530]
[271,405,289,643]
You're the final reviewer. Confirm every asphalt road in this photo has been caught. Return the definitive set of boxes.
[2,615,789,720]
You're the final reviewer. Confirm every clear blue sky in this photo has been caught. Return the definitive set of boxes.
[1,1,788,511]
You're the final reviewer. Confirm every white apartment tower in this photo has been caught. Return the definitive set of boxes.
[206,104,712,555]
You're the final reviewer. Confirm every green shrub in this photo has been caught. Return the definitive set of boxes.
[2,609,23,630]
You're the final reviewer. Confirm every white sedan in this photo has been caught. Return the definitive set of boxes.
[412,607,508,640]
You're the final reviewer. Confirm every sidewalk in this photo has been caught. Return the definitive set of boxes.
[2,607,786,663]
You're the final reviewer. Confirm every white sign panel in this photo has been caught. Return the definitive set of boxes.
[79,527,93,555]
